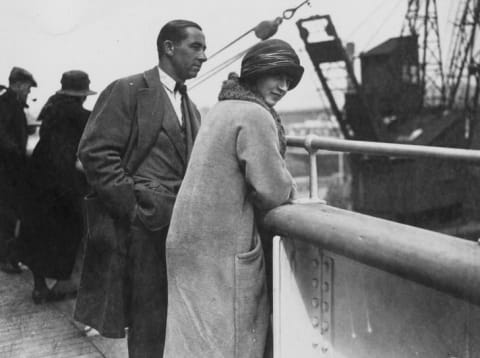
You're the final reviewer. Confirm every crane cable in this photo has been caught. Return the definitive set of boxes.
[207,0,311,62]
[344,0,393,41]
[190,50,249,90]
[190,0,311,90]
[361,0,404,52]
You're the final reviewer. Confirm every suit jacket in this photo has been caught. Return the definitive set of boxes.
[74,67,200,337]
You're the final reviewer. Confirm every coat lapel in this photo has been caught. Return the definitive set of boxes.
[189,100,200,139]
[130,67,186,168]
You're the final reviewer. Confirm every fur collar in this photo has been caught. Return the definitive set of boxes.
[218,73,271,111]
[218,73,286,158]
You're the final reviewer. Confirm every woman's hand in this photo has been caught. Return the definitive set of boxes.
[285,183,299,204]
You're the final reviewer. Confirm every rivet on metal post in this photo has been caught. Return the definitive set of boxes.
[322,301,329,312]
[324,260,330,272]
[321,320,329,333]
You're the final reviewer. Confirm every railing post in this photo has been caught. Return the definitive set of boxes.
[338,152,344,182]
[305,134,319,199]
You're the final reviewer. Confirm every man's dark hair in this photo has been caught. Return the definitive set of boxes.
[157,19,202,58]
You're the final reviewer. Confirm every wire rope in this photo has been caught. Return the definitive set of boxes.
[190,0,311,90]
[360,0,405,52]
[190,49,248,89]
[205,0,311,62]
[344,0,394,40]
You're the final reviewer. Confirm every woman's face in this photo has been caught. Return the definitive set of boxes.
[255,73,291,107]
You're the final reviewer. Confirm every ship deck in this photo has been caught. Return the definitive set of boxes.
[0,268,127,358]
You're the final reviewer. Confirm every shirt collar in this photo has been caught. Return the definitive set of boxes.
[157,66,177,93]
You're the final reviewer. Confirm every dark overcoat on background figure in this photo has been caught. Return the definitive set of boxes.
[0,86,29,259]
[73,66,200,348]
[19,94,89,279]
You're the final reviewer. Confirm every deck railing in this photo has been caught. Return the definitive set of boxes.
[266,135,480,357]
[287,134,480,199]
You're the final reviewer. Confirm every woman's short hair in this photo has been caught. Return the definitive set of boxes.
[157,19,202,57]
[240,39,304,90]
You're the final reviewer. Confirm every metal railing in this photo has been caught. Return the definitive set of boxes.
[287,134,480,199]
[273,135,480,304]
[264,202,480,306]
[268,135,480,356]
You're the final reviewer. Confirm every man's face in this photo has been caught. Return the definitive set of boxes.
[14,82,33,103]
[171,27,207,81]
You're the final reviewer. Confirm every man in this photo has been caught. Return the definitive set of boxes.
[74,20,207,358]
[0,67,37,273]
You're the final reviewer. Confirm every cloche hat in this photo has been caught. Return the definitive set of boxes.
[240,39,304,90]
[56,70,96,96]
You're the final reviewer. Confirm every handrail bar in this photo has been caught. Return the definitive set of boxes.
[287,135,480,162]
[264,203,480,306]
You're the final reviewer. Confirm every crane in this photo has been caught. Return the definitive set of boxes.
[445,0,480,143]
[400,0,446,108]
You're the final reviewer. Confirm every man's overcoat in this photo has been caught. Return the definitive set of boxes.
[0,87,29,251]
[164,97,293,357]
[74,67,200,339]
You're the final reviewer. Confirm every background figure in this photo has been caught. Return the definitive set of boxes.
[18,70,95,304]
[74,19,206,358]
[163,39,303,358]
[0,67,37,273]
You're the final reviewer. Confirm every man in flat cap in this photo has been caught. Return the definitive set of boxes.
[0,66,37,273]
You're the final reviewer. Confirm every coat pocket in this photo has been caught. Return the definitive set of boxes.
[234,233,269,358]
[84,193,128,254]
[134,187,176,232]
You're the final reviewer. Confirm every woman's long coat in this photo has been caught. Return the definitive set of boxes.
[164,99,294,358]
[19,94,89,279]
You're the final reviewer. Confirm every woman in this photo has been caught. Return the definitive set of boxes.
[19,70,96,304]
[164,39,304,357]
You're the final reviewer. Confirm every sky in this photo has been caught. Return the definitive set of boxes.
[0,0,458,117]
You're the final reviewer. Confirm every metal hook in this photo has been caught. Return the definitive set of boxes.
[282,0,311,20]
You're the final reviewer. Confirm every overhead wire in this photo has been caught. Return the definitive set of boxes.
[190,49,248,90]
[190,0,311,91]
[343,0,394,40]
[206,30,255,63]
[360,0,405,52]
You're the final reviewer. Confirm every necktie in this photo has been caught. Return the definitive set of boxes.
[175,82,187,97]
[174,82,198,163]
[175,82,187,129]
